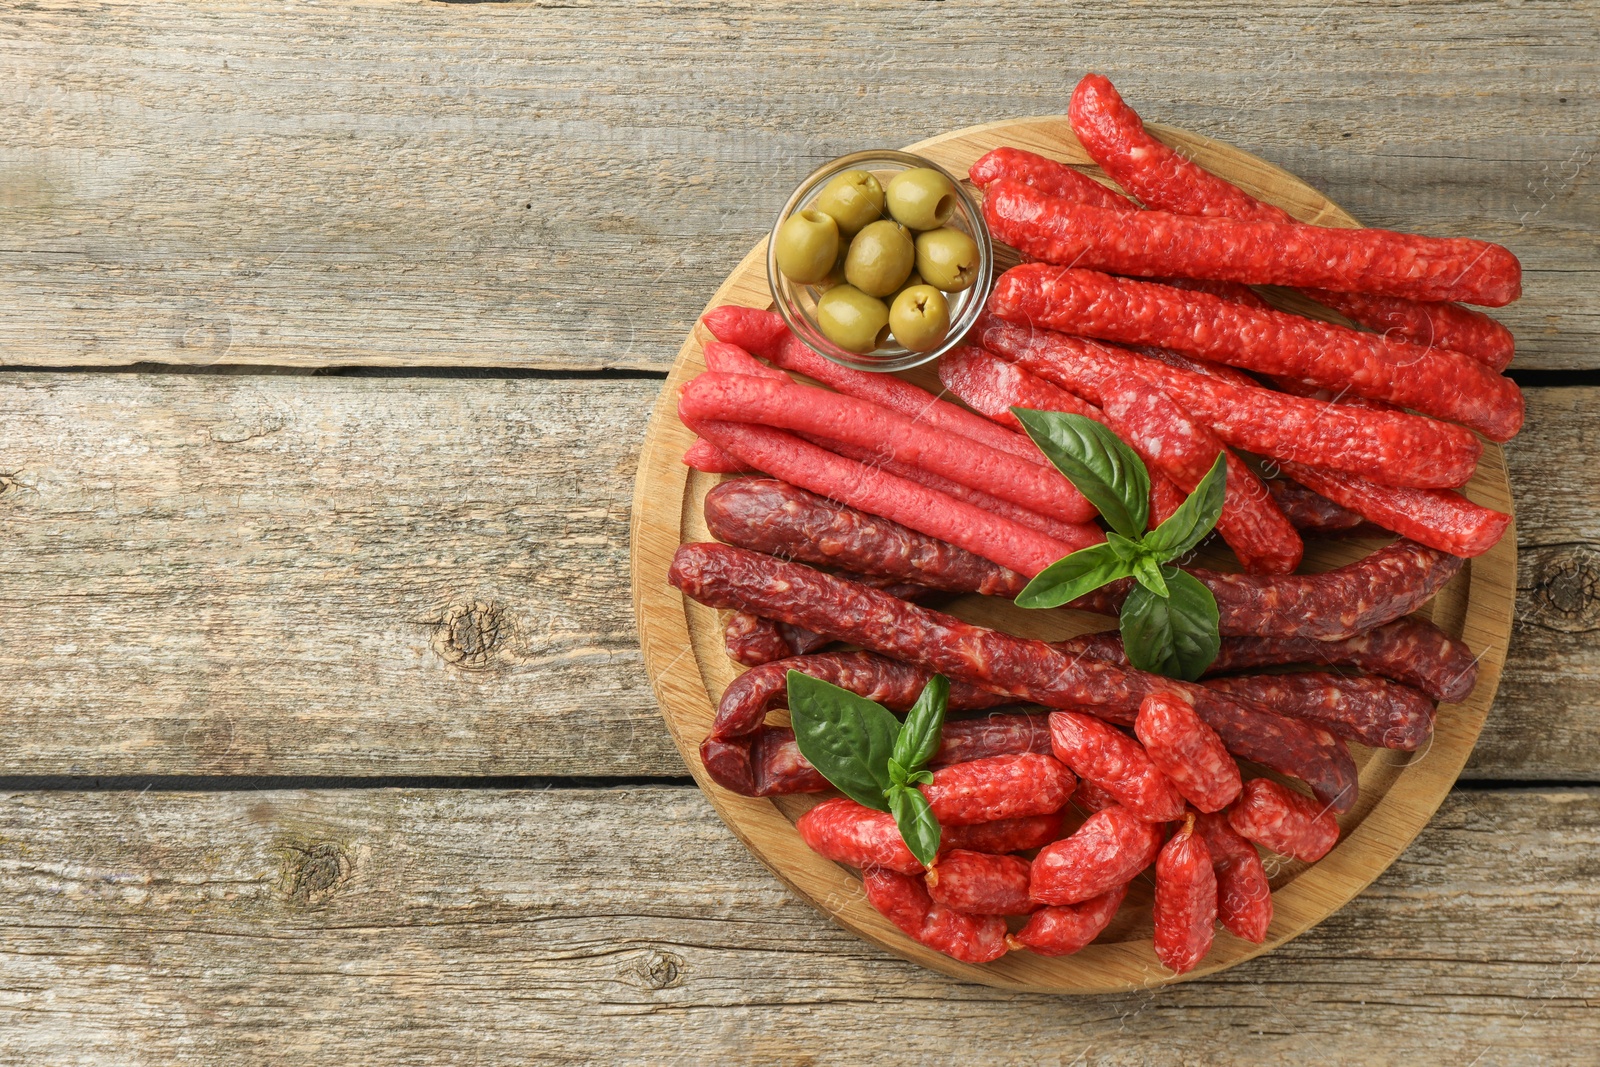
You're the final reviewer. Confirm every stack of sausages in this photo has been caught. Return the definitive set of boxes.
[668,74,1514,971]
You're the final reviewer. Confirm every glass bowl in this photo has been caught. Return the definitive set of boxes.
[766,150,993,373]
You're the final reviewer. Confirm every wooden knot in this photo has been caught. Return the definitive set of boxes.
[431,600,511,671]
[282,841,352,907]
[1519,544,1600,633]
[627,948,685,991]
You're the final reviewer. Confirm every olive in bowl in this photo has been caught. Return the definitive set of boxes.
[766,149,992,372]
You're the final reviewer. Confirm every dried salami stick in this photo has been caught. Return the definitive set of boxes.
[686,417,1090,576]
[1010,884,1128,956]
[938,345,1190,525]
[704,478,1464,641]
[1193,810,1273,943]
[982,177,1520,306]
[1049,710,1186,822]
[863,868,1010,963]
[1204,672,1435,751]
[921,753,1076,826]
[1265,479,1372,537]
[1153,816,1218,974]
[798,797,927,875]
[1210,617,1478,704]
[724,611,797,666]
[702,305,1049,466]
[711,650,1009,740]
[1031,806,1165,905]
[681,372,1098,524]
[702,714,1060,799]
[976,315,1481,490]
[1275,459,1512,558]
[990,264,1525,441]
[1067,73,1516,367]
[684,437,748,474]
[1227,778,1341,863]
[970,146,1133,210]
[1135,693,1243,812]
[926,850,1038,915]
[671,543,1360,811]
[970,320,1304,574]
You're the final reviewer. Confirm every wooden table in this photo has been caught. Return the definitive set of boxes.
[2,3,1596,1062]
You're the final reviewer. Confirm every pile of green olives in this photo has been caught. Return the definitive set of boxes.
[775,166,982,354]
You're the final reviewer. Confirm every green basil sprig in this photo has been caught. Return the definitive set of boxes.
[1011,408,1226,681]
[786,671,948,866]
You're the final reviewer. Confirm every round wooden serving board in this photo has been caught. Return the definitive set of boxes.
[630,117,1516,992]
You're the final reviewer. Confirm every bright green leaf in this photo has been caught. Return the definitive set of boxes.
[888,786,942,869]
[786,671,901,811]
[1016,541,1135,609]
[1106,531,1144,563]
[1119,568,1221,681]
[892,674,949,773]
[1012,408,1150,538]
[1131,553,1170,597]
[1143,452,1228,562]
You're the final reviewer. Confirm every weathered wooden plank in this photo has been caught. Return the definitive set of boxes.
[0,374,1592,779]
[0,786,1593,1065]
[0,373,675,777]
[1,1,1593,370]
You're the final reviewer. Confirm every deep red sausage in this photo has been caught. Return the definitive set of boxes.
[1275,459,1512,558]
[1153,816,1218,974]
[926,850,1038,915]
[1031,806,1165,905]
[1227,778,1342,862]
[1048,711,1186,822]
[972,318,1304,574]
[686,417,1092,576]
[1202,672,1435,752]
[1265,479,1372,537]
[701,305,1050,466]
[798,797,924,875]
[976,329,1482,489]
[1135,692,1243,813]
[920,753,1076,826]
[1009,884,1128,957]
[862,868,1010,963]
[705,479,1463,642]
[983,175,1519,306]
[938,344,1191,526]
[989,264,1524,442]
[670,542,1360,812]
[969,146,1132,210]
[1193,810,1273,943]
[1067,72,1516,368]
[701,713,1057,799]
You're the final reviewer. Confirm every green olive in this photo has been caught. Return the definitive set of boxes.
[886,168,958,231]
[915,227,982,292]
[812,170,886,236]
[888,285,951,352]
[775,209,840,284]
[814,244,850,291]
[844,220,915,298]
[816,285,891,353]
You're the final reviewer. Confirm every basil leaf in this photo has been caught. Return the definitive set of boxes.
[888,785,942,869]
[1106,531,1144,563]
[1119,568,1221,681]
[892,674,948,773]
[1016,541,1135,609]
[1131,553,1169,597]
[1143,452,1228,562]
[786,671,901,811]
[886,757,911,788]
[1012,408,1150,538]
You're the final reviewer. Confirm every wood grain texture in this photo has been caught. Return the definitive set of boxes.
[1,1,1593,370]
[0,785,1595,1065]
[0,373,676,777]
[0,375,1591,780]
